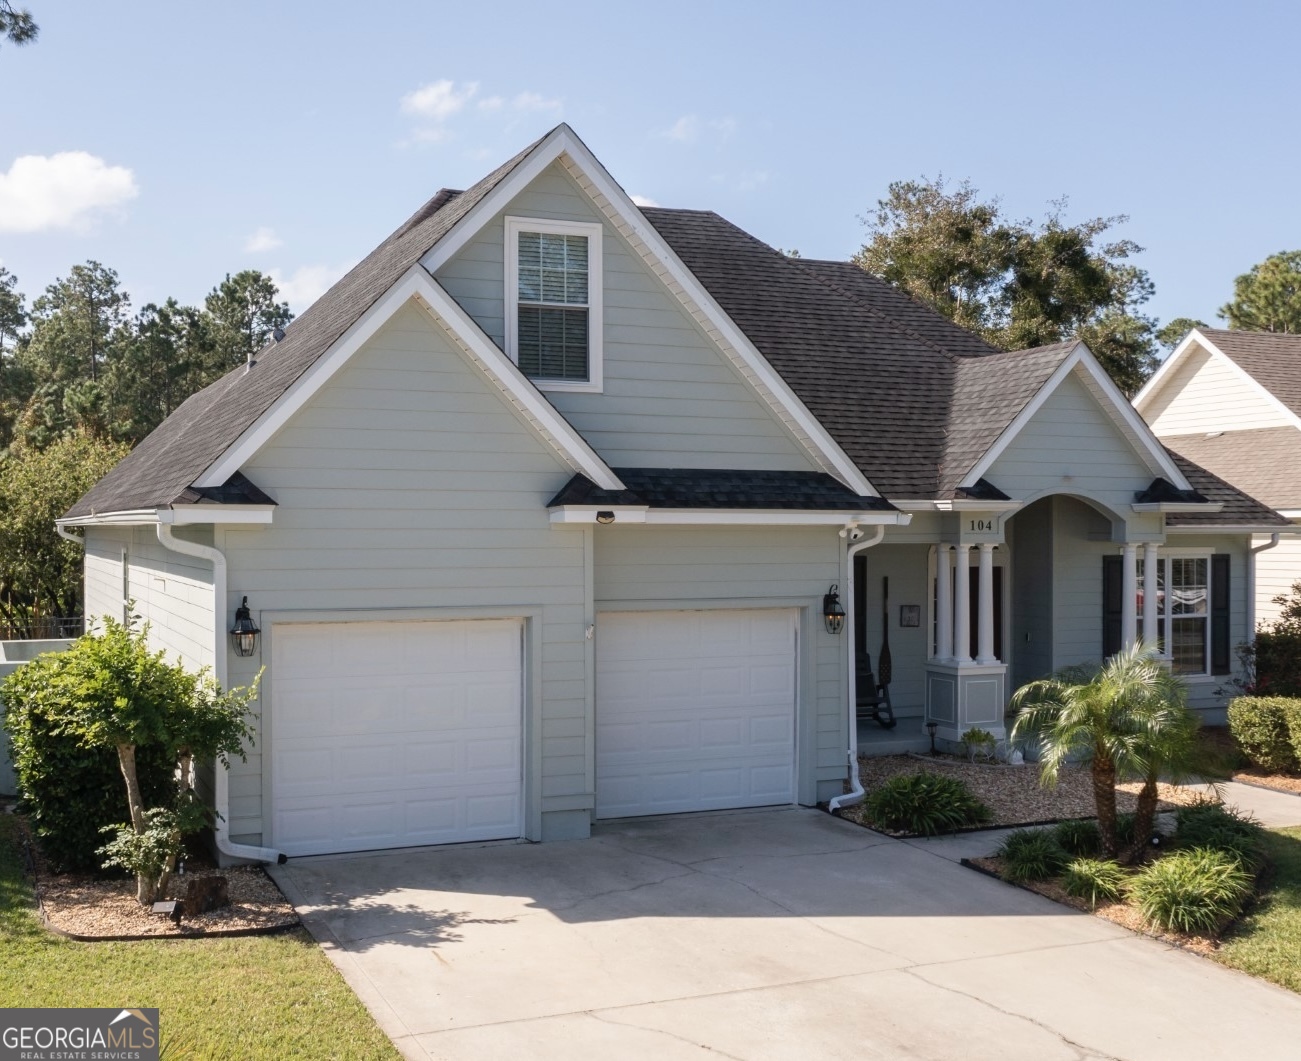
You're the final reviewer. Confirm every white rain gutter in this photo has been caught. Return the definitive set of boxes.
[156,523,283,864]
[1247,533,1282,641]
[56,525,84,546]
[828,524,886,812]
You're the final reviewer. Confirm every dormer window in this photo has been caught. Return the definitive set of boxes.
[505,216,603,391]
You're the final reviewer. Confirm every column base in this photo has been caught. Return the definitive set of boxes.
[924,660,1008,742]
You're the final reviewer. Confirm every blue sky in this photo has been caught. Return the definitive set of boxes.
[2,0,1298,341]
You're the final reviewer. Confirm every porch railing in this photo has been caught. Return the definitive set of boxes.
[0,617,84,641]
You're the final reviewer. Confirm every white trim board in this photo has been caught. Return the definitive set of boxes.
[548,507,912,526]
[419,123,878,498]
[194,267,624,492]
[1133,328,1301,435]
[960,344,1191,491]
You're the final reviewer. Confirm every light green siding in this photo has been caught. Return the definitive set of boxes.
[224,302,590,844]
[435,161,817,471]
[593,525,846,804]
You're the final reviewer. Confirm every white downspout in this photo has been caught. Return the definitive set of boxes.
[828,524,886,812]
[1248,533,1282,642]
[156,523,283,864]
[56,525,84,546]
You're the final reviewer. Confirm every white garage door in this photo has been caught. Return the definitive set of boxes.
[271,619,522,856]
[596,609,797,819]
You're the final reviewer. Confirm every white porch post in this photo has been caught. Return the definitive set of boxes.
[977,542,997,664]
[1121,543,1139,650]
[936,545,953,662]
[1142,542,1160,650]
[953,544,972,662]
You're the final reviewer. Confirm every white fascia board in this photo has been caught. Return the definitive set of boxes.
[961,346,1191,491]
[1131,502,1225,514]
[934,499,1024,513]
[642,509,910,526]
[195,266,623,493]
[1167,523,1301,535]
[420,125,877,498]
[1133,329,1203,412]
[162,505,276,525]
[549,506,649,524]
[56,510,160,527]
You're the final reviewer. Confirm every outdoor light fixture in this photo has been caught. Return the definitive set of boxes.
[230,596,260,658]
[595,511,615,524]
[823,585,846,635]
[926,720,939,756]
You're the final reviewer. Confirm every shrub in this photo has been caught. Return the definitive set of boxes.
[1061,858,1128,906]
[1175,800,1265,870]
[1227,696,1299,773]
[863,773,991,836]
[3,661,173,871]
[1053,818,1102,857]
[1115,811,1139,851]
[997,828,1069,882]
[1130,848,1253,935]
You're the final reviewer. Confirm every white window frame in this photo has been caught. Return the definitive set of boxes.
[504,215,604,393]
[1137,548,1214,677]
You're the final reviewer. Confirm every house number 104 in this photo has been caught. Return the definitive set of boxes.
[969,519,994,532]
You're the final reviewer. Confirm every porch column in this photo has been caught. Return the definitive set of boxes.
[936,545,953,662]
[1142,542,1160,650]
[1121,542,1139,649]
[953,544,972,662]
[977,542,997,664]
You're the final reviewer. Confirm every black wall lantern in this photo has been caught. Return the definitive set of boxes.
[823,585,846,635]
[230,596,261,658]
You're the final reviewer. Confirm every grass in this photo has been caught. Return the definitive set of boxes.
[0,815,400,1060]
[1216,826,1301,994]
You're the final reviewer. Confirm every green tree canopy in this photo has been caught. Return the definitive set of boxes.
[1220,250,1301,334]
[0,431,129,627]
[0,1,36,46]
[855,178,1160,394]
[1156,316,1207,352]
[202,270,292,374]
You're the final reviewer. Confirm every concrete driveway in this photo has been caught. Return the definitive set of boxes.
[271,807,1301,1060]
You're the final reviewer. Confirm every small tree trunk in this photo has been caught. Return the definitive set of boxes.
[116,743,147,833]
[1092,757,1119,858]
[1126,774,1160,865]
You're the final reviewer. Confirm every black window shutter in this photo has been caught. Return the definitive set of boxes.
[1102,554,1122,659]
[1212,554,1231,675]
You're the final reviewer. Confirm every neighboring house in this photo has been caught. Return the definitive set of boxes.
[1135,328,1301,628]
[59,126,1285,862]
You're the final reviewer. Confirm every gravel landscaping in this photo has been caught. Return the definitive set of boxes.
[838,753,1203,834]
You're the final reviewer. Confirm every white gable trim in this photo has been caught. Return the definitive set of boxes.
[195,267,624,491]
[1133,329,1301,433]
[960,344,1191,491]
[420,124,878,498]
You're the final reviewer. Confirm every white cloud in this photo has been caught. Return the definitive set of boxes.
[630,194,659,208]
[510,91,561,113]
[400,79,478,121]
[269,263,351,313]
[477,96,505,112]
[243,226,282,253]
[0,151,137,233]
[659,114,737,145]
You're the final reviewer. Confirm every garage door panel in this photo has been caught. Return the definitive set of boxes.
[272,619,523,856]
[596,609,797,819]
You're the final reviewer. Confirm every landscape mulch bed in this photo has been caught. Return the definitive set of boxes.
[17,818,298,940]
[838,753,1203,835]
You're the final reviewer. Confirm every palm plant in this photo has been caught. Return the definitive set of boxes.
[1010,642,1197,861]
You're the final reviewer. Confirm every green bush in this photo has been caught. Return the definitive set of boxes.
[1115,811,1139,851]
[997,828,1069,882]
[1254,628,1301,698]
[1130,848,1253,934]
[1227,696,1299,773]
[1175,800,1265,870]
[1053,818,1102,857]
[863,773,991,836]
[3,659,174,871]
[1061,858,1128,906]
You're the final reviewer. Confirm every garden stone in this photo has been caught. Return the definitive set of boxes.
[184,874,229,914]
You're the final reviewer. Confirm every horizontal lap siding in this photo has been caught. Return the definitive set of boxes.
[435,161,816,472]
[226,304,587,843]
[1144,345,1288,437]
[1253,535,1301,626]
[84,531,125,626]
[594,525,845,798]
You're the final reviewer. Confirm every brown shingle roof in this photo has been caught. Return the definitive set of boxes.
[1162,427,1301,511]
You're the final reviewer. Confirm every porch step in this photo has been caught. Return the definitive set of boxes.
[857,722,931,758]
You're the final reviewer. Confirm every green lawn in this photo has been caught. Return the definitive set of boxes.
[0,816,400,1060]
[1215,826,1301,993]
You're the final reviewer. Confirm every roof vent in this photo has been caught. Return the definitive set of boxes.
[272,327,286,342]
[1205,431,1224,438]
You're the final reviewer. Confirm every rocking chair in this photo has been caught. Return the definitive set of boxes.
[856,651,896,729]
